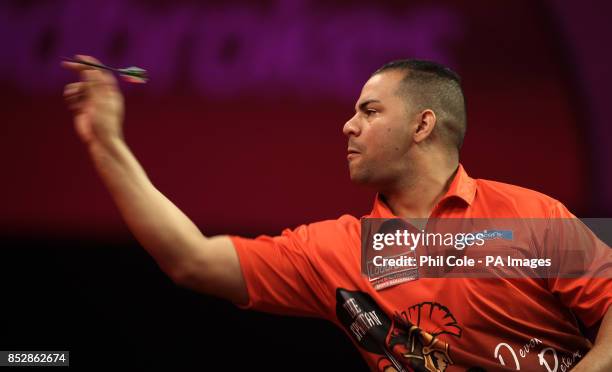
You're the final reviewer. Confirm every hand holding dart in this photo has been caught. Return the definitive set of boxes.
[62,56,148,83]
[61,55,126,145]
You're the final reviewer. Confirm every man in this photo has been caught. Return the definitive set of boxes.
[62,56,611,371]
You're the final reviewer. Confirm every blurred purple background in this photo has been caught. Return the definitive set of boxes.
[0,0,609,370]
[0,0,610,239]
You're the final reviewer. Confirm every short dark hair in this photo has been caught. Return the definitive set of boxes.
[373,59,467,152]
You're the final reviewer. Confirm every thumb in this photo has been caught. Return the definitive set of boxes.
[74,112,94,144]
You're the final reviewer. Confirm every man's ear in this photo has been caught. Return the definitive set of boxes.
[413,109,436,143]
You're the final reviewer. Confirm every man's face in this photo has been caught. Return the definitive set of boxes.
[343,70,415,187]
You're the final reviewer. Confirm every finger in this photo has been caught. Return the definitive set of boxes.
[60,54,105,70]
[63,82,86,97]
[61,55,103,72]
[64,85,86,103]
[74,54,103,65]
[61,55,117,85]
[65,94,86,112]
[83,71,118,92]
[61,60,96,72]
[63,82,89,110]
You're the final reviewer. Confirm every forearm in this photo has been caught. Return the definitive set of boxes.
[62,55,247,302]
[88,137,207,279]
[572,307,612,371]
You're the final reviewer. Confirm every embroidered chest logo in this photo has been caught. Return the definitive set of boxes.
[336,288,465,372]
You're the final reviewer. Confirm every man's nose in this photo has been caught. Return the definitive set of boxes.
[343,114,361,137]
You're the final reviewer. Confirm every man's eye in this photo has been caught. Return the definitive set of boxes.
[366,109,377,116]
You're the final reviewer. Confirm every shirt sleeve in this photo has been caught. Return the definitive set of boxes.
[229,223,333,319]
[545,202,612,327]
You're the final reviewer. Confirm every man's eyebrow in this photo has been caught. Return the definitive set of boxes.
[356,99,381,112]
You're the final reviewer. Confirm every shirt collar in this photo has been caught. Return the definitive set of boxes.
[368,163,476,218]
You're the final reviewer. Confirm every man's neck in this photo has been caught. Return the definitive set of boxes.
[382,161,459,219]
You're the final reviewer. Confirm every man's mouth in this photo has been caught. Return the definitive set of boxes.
[347,148,360,160]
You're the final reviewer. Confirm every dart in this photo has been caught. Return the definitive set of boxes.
[62,56,148,83]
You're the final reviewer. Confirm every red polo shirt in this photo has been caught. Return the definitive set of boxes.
[230,164,611,371]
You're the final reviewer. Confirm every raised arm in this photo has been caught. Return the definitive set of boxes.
[62,55,248,305]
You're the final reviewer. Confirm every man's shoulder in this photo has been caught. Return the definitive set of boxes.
[279,215,360,258]
[473,177,566,217]
[280,214,359,247]
[476,177,559,200]
[300,214,360,236]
